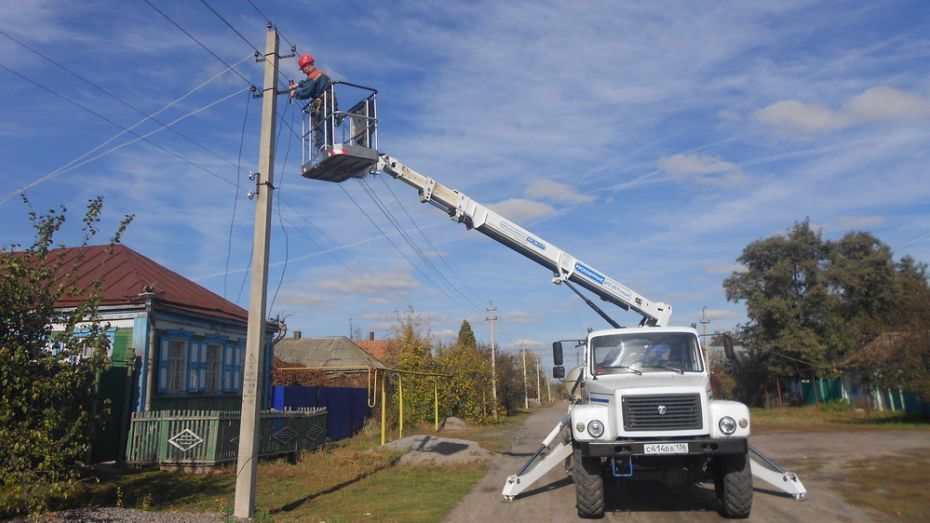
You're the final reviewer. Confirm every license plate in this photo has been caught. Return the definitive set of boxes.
[643,443,689,455]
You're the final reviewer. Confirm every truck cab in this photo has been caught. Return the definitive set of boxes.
[555,327,753,518]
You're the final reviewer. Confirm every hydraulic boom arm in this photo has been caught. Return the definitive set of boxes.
[378,155,672,327]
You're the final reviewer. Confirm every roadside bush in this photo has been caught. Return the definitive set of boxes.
[0,197,131,516]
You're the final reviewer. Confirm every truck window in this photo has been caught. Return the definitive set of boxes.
[592,332,703,374]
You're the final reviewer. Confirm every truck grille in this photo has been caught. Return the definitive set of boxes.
[621,394,702,431]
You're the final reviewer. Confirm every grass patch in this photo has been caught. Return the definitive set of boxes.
[27,407,543,521]
[751,404,930,433]
[834,449,930,521]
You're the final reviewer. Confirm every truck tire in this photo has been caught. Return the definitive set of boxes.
[715,453,752,518]
[573,448,605,518]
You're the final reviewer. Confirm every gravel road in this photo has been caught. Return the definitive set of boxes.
[443,400,930,522]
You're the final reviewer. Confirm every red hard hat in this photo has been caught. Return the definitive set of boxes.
[298,54,315,68]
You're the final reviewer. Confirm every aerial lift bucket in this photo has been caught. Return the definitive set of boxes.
[300,81,380,183]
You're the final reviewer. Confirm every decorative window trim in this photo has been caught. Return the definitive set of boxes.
[223,339,244,393]
[157,329,193,394]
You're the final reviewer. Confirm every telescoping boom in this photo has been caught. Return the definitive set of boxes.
[377,156,672,327]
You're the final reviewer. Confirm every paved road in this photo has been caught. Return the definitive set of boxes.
[444,401,930,522]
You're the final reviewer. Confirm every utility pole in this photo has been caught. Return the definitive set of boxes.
[522,344,528,410]
[487,302,498,420]
[234,25,281,520]
[700,306,710,349]
[535,354,541,402]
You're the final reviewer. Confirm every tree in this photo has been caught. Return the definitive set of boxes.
[724,219,930,406]
[0,197,132,515]
[389,307,436,424]
[723,220,830,404]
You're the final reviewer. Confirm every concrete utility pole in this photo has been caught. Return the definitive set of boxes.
[234,26,280,520]
[522,344,528,410]
[701,306,710,346]
[536,354,541,402]
[487,302,498,420]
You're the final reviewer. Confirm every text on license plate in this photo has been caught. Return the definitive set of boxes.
[643,443,689,455]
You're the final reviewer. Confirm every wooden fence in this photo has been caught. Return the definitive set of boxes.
[125,408,327,467]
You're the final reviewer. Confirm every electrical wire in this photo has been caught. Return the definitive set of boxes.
[0,28,246,176]
[269,103,295,315]
[244,0,296,52]
[199,0,261,53]
[338,183,475,313]
[357,178,481,311]
[375,173,488,307]
[224,91,253,298]
[142,0,255,88]
[0,61,247,203]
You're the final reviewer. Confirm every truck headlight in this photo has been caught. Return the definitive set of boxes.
[587,420,605,438]
[718,416,737,435]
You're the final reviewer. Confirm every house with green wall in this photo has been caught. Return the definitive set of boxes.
[47,245,278,462]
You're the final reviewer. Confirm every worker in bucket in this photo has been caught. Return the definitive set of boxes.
[289,53,332,157]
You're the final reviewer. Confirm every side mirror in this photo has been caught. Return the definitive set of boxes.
[552,341,563,366]
[552,366,565,379]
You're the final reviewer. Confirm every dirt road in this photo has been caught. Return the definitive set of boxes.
[444,401,930,522]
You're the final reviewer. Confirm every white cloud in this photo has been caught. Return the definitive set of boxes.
[526,180,594,205]
[846,87,930,122]
[276,291,334,307]
[500,310,539,324]
[704,262,746,275]
[318,271,420,294]
[755,100,850,135]
[489,198,556,222]
[756,87,930,136]
[657,154,745,186]
[701,309,737,320]
[823,216,884,232]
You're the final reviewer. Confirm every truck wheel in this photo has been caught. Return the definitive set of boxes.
[715,453,752,518]
[572,448,605,518]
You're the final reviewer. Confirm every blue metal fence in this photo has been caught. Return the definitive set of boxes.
[272,386,370,440]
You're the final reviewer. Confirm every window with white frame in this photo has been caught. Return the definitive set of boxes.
[205,343,222,393]
[223,342,243,393]
[158,330,192,394]
[167,340,186,392]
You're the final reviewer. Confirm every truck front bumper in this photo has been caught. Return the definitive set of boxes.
[581,437,747,458]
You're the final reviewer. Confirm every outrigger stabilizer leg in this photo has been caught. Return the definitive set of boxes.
[749,444,808,500]
[501,415,574,501]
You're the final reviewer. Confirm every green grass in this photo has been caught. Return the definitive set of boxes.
[23,407,544,522]
[751,404,930,433]
[833,450,930,521]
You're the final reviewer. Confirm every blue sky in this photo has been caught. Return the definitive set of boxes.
[2,1,929,367]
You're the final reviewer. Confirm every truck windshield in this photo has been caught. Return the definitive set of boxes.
[591,332,703,375]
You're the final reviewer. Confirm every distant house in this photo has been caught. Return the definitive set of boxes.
[40,245,277,461]
[273,334,386,440]
[274,333,386,388]
[355,332,394,365]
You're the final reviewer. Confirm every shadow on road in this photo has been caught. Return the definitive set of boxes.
[603,480,719,515]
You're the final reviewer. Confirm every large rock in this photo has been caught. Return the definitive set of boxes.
[441,416,469,431]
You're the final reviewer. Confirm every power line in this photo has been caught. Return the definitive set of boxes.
[361,178,482,311]
[337,183,475,313]
[269,102,296,315]
[0,61,247,203]
[356,178,480,312]
[0,28,252,182]
[375,173,488,307]
[142,0,255,88]
[224,92,253,298]
[243,0,296,51]
[199,0,261,53]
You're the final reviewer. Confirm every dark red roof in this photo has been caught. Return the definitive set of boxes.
[42,244,249,323]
